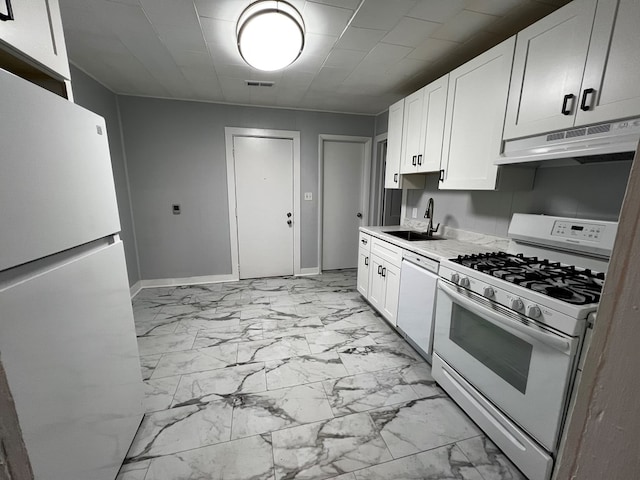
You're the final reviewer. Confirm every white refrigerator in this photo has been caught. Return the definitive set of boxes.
[0,69,144,479]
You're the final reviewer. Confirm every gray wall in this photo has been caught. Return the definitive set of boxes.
[118,96,375,280]
[374,110,388,136]
[70,66,140,286]
[405,161,632,237]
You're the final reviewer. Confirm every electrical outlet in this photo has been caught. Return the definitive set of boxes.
[172,204,181,215]
[304,192,313,201]
[412,207,417,218]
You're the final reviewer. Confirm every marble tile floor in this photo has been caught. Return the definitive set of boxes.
[120,270,526,480]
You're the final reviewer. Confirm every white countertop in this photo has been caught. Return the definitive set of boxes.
[359,225,510,263]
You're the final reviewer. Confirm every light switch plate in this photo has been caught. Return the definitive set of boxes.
[412,207,417,218]
[304,192,313,201]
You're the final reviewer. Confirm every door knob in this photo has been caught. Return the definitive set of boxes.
[356,212,362,218]
[287,220,292,226]
[286,212,292,218]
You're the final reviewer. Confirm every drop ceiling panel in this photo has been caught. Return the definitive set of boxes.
[59,0,570,114]
[408,38,461,61]
[199,17,235,45]
[431,9,499,43]
[382,17,441,48]
[138,0,200,28]
[302,2,354,36]
[350,0,416,30]
[335,26,387,51]
[324,48,367,68]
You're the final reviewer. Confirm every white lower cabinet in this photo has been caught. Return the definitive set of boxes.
[356,233,371,297]
[359,235,402,327]
[379,261,400,325]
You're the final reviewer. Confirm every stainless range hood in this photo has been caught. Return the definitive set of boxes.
[496,117,640,166]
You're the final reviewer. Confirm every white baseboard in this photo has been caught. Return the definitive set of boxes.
[297,267,321,276]
[129,281,142,299]
[137,274,238,291]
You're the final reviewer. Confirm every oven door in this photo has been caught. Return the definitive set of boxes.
[433,280,579,451]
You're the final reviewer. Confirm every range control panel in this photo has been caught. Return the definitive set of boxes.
[552,220,606,242]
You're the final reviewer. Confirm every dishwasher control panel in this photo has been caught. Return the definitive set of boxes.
[402,251,439,273]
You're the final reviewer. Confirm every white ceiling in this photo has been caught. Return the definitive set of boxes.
[59,0,570,115]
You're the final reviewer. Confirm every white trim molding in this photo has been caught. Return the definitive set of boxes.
[297,267,321,276]
[372,132,388,226]
[137,274,237,291]
[317,134,372,273]
[129,281,142,299]
[224,127,302,280]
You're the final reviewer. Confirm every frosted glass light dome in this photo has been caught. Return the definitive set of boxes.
[236,1,305,71]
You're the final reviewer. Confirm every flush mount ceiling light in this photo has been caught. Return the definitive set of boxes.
[236,0,305,72]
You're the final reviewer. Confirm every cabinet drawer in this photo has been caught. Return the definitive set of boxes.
[371,238,402,267]
[359,232,372,253]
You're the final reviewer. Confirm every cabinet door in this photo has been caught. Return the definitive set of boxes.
[503,0,598,139]
[357,250,370,297]
[577,0,640,125]
[440,37,515,190]
[0,0,70,79]
[385,99,404,189]
[367,255,385,311]
[381,262,401,327]
[417,75,448,173]
[400,88,425,173]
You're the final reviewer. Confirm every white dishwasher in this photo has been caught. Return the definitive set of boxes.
[396,250,439,362]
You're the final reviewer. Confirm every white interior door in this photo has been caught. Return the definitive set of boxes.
[234,136,294,279]
[322,140,366,271]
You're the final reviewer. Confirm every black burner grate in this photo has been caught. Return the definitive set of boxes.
[451,252,604,305]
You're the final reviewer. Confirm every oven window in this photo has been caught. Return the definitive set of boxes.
[450,304,532,394]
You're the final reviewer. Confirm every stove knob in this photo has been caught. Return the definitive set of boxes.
[451,273,460,284]
[459,277,470,288]
[483,287,495,298]
[528,305,542,319]
[511,298,524,311]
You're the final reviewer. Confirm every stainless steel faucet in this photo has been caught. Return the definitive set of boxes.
[423,197,440,237]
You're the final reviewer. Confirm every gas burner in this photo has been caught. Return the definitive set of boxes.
[452,252,604,305]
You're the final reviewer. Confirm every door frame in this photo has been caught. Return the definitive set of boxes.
[225,127,301,280]
[317,134,372,272]
[371,132,388,226]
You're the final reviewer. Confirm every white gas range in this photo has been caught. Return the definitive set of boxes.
[431,214,618,480]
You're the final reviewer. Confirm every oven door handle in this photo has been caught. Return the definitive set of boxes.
[438,282,572,354]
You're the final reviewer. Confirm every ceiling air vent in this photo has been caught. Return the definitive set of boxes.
[245,80,275,87]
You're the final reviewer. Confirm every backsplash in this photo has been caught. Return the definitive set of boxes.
[404,161,633,238]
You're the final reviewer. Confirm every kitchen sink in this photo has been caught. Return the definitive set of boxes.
[384,230,441,241]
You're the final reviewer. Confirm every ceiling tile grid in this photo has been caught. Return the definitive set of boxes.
[59,0,570,114]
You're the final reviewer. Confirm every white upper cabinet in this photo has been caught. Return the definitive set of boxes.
[440,37,516,190]
[504,0,640,139]
[385,98,426,190]
[0,0,70,79]
[401,89,426,173]
[385,99,405,189]
[420,75,448,173]
[576,0,640,126]
[400,76,448,174]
